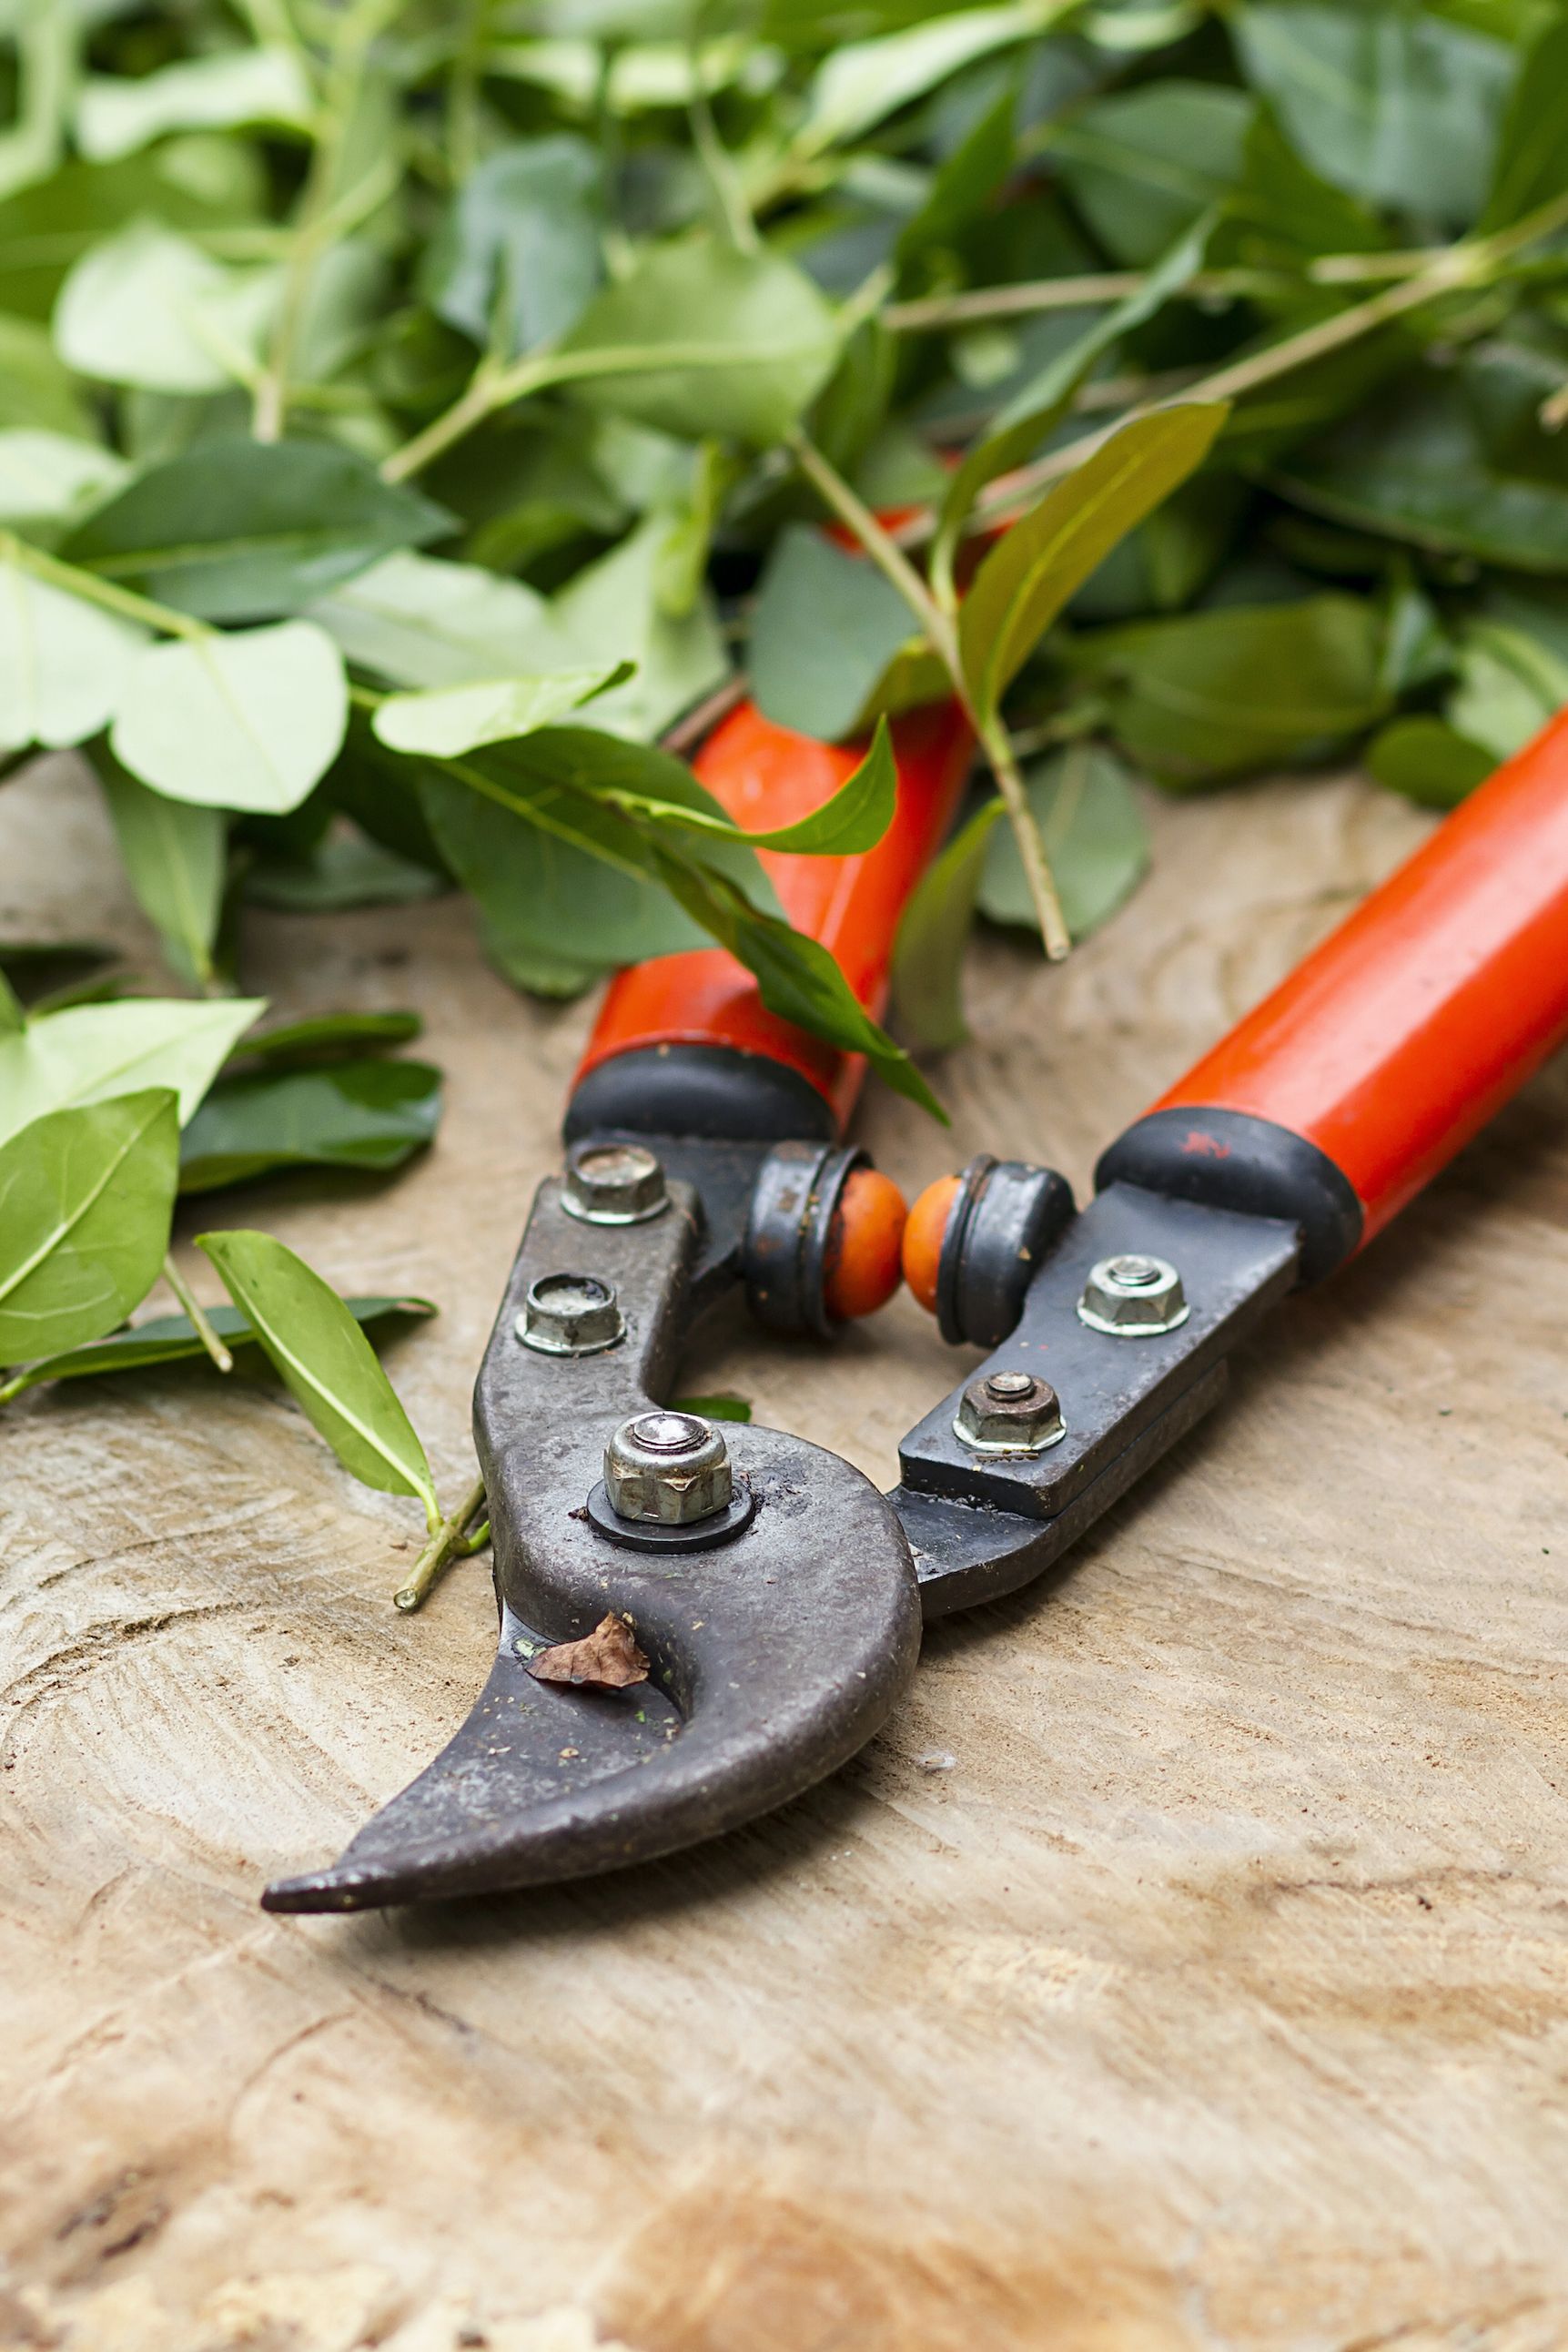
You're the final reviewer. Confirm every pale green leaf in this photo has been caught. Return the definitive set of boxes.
[197,1228,439,1519]
[0,1090,179,1365]
[797,3,1070,154]
[94,746,227,988]
[372,664,634,758]
[0,552,147,755]
[891,797,1006,1052]
[54,219,279,394]
[0,430,128,531]
[110,619,349,813]
[958,404,1229,723]
[75,47,313,164]
[307,552,561,690]
[749,525,918,741]
[0,994,265,1148]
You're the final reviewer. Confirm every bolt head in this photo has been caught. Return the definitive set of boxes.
[516,1272,625,1356]
[604,1411,733,1525]
[562,1141,668,1226]
[955,1370,1066,1454]
[1077,1252,1189,1336]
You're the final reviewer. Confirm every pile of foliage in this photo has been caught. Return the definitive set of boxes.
[5,0,1568,1567]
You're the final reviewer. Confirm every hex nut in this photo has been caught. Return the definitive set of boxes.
[562,1142,668,1226]
[516,1272,625,1355]
[1077,1252,1189,1337]
[954,1369,1066,1455]
[604,1411,732,1525]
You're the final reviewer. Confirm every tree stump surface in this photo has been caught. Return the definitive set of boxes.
[4,756,1567,2352]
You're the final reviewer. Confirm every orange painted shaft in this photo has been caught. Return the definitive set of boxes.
[1154,708,1568,1243]
[574,697,974,1133]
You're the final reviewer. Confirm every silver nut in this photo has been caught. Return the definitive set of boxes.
[1077,1252,1189,1337]
[516,1272,625,1355]
[562,1141,668,1226]
[604,1411,732,1525]
[954,1369,1066,1455]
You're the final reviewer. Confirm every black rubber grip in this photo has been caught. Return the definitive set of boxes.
[1095,1106,1363,1284]
[565,1044,837,1147]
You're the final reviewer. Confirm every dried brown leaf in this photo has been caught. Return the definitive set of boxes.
[527,1613,650,1691]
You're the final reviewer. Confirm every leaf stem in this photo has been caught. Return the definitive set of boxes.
[394,1472,488,1612]
[160,1253,234,1374]
[1,534,208,640]
[885,267,1280,332]
[977,713,1070,961]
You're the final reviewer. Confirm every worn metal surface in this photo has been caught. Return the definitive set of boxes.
[5,755,1568,2351]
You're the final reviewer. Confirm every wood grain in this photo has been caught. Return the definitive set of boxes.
[3,755,1567,2352]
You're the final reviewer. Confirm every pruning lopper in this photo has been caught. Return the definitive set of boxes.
[265,698,1568,1913]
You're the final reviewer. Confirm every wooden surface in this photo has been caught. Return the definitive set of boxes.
[4,755,1568,2352]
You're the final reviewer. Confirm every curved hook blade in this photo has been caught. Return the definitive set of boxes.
[264,1171,920,1911]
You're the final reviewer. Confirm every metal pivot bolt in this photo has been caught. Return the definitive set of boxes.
[562,1141,668,1226]
[604,1411,732,1525]
[517,1272,625,1355]
[1077,1252,1189,1337]
[955,1369,1066,1455]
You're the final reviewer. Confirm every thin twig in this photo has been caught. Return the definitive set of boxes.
[161,1254,234,1374]
[394,1472,488,1612]
[885,268,1279,332]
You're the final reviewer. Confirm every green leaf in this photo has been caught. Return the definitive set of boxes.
[54,220,280,395]
[796,3,1068,153]
[178,1059,442,1191]
[542,514,728,743]
[652,853,946,1118]
[94,745,227,988]
[0,431,129,532]
[1072,593,1391,785]
[1366,715,1494,809]
[0,994,265,1148]
[1274,379,1568,573]
[556,237,841,449]
[0,317,94,437]
[0,550,147,754]
[420,136,603,359]
[243,828,445,912]
[1233,3,1514,227]
[308,551,562,689]
[1050,82,1252,265]
[670,1393,753,1422]
[110,619,349,813]
[1446,617,1568,757]
[931,210,1217,602]
[0,1293,436,1404]
[890,796,1006,1051]
[196,1228,439,1520]
[63,440,453,623]
[749,525,919,741]
[0,145,265,324]
[228,1009,423,1068]
[0,1090,179,1365]
[0,965,24,1035]
[602,715,899,854]
[1478,15,1568,231]
[958,403,1230,722]
[977,744,1149,938]
[1230,103,1391,265]
[75,47,313,164]
[371,664,634,758]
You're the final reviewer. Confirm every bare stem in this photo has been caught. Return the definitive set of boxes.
[1,534,209,639]
[394,1473,488,1612]
[885,268,1279,332]
[161,1254,234,1374]
[978,714,1070,961]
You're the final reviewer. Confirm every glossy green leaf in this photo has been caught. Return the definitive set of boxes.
[959,403,1229,722]
[1074,593,1391,785]
[556,238,841,449]
[197,1228,439,1519]
[228,1010,422,1068]
[372,664,633,758]
[63,441,453,623]
[1233,3,1513,225]
[1366,715,1493,809]
[110,619,349,813]
[54,220,280,394]
[890,796,1006,1051]
[178,1059,442,1191]
[0,1293,436,1404]
[75,46,312,163]
[977,745,1149,938]
[421,136,603,358]
[0,552,147,754]
[1051,82,1252,265]
[749,525,918,741]
[0,994,265,1148]
[94,746,228,988]
[601,715,898,854]
[653,853,946,1118]
[0,1090,179,1364]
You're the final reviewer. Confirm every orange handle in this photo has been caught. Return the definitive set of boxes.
[572,696,973,1133]
[1138,711,1568,1250]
